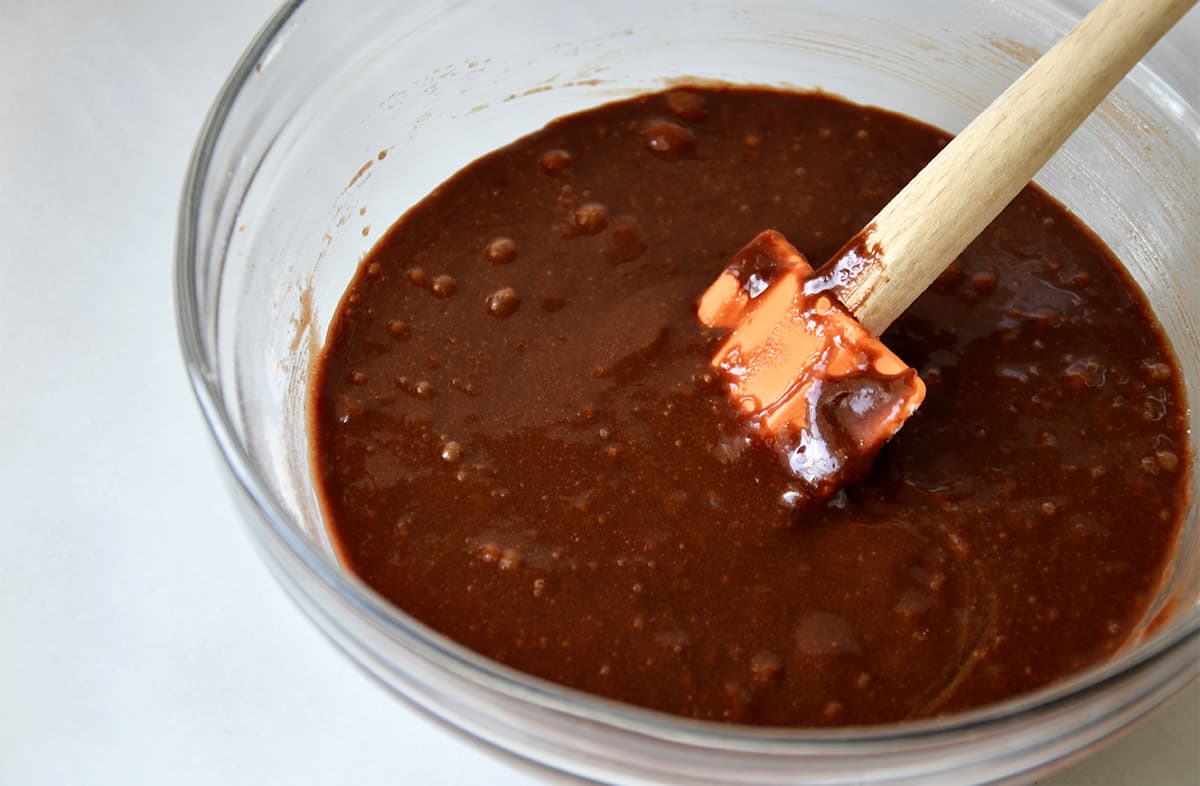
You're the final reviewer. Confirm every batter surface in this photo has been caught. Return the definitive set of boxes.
[310,87,1189,725]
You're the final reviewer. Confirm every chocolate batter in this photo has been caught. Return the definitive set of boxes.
[310,87,1189,726]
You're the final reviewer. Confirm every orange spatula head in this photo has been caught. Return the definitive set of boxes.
[698,231,925,507]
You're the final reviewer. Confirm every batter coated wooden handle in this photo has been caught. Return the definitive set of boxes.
[834,0,1197,336]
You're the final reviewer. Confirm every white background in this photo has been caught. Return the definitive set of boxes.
[1,1,1196,784]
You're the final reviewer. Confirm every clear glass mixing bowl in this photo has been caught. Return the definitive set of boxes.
[176,1,1199,783]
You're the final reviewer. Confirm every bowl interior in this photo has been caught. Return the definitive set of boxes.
[194,0,1198,742]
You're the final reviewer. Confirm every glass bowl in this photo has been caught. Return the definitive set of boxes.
[175,1,1199,783]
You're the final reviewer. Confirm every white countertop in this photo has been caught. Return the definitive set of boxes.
[1,2,1196,784]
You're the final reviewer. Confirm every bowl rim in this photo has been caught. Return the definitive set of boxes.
[174,0,1200,752]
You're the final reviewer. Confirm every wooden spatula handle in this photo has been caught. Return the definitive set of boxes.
[833,0,1197,336]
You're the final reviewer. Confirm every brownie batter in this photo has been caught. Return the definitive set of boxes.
[310,87,1190,726]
